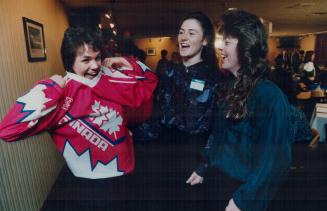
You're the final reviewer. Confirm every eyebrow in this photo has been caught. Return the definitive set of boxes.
[179,28,200,33]
[81,55,92,60]
[80,52,101,59]
[189,29,199,33]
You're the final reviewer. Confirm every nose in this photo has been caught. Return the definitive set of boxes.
[90,59,100,70]
[178,33,188,42]
[217,40,225,51]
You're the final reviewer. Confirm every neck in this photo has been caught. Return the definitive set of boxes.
[183,54,202,67]
[229,65,241,77]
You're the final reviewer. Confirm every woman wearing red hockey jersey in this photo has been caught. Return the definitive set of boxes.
[0,27,157,180]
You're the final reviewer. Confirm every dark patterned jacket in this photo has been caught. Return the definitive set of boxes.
[159,61,219,134]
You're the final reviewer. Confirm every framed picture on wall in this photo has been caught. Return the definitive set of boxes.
[22,17,46,62]
[146,48,156,56]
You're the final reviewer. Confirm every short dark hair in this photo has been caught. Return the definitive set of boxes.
[61,27,103,73]
[304,50,314,63]
[161,49,168,57]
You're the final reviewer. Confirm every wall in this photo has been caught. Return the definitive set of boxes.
[0,0,68,210]
[268,37,279,65]
[135,37,178,71]
[299,34,316,51]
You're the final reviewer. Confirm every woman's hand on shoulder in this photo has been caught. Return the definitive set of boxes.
[102,57,133,71]
[225,198,241,211]
[186,171,204,186]
[50,75,65,88]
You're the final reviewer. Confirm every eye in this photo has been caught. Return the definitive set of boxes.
[178,30,184,35]
[95,55,102,61]
[81,58,90,63]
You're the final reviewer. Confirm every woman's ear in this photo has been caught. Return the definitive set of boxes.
[202,39,208,47]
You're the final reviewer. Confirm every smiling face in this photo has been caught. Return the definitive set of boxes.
[219,36,241,76]
[72,44,102,80]
[178,19,207,66]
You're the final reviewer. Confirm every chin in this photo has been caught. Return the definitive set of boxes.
[221,64,230,70]
[221,65,227,70]
[85,75,95,80]
[179,52,186,57]
[179,50,189,57]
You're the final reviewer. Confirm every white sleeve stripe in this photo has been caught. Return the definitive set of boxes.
[108,79,137,84]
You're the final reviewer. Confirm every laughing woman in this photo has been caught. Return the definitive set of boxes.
[158,11,221,172]
[186,10,292,211]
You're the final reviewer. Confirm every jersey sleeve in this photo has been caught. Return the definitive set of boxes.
[0,79,64,142]
[123,96,154,123]
[100,57,158,121]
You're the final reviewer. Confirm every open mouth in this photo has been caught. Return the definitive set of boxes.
[85,72,98,79]
[180,43,190,49]
[221,54,227,63]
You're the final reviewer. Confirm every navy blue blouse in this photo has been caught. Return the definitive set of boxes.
[204,80,292,211]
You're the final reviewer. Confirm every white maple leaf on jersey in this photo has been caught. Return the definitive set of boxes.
[90,101,101,117]
[90,100,123,139]
[100,109,123,136]
[17,84,55,122]
[90,101,109,126]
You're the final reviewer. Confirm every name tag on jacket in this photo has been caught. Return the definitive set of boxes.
[190,79,205,91]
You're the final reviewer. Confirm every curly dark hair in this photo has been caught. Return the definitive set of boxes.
[180,11,218,70]
[219,10,270,120]
[61,27,103,73]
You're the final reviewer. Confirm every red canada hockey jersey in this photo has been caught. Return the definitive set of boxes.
[0,58,157,179]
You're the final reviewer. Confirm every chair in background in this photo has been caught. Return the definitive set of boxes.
[296,82,311,103]
[311,85,325,103]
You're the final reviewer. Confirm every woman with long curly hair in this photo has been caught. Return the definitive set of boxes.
[186,10,292,211]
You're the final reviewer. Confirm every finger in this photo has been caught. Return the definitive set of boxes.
[119,57,132,69]
[186,176,193,183]
[194,177,204,185]
[187,173,195,182]
[102,58,114,68]
[190,179,200,186]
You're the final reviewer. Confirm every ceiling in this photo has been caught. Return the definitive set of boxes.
[61,0,327,38]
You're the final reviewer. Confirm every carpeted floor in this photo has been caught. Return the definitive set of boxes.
[41,128,327,211]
